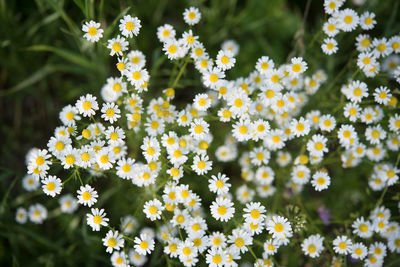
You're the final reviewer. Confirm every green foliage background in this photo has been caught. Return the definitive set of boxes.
[0,0,399,266]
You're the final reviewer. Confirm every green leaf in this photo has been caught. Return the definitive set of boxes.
[26,45,97,70]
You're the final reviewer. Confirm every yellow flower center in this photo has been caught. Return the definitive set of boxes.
[46,182,55,191]
[88,27,98,36]
[55,141,65,151]
[149,206,158,214]
[235,237,244,248]
[221,56,229,64]
[82,191,91,200]
[274,223,284,232]
[125,21,135,31]
[217,206,227,215]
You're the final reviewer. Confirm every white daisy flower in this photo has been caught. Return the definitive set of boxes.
[41,175,62,197]
[333,235,352,255]
[101,102,121,123]
[77,184,98,207]
[119,15,141,37]
[210,197,235,222]
[157,24,176,42]
[311,171,331,191]
[87,208,109,231]
[183,7,201,25]
[216,50,235,70]
[103,230,124,254]
[209,173,231,195]
[143,199,164,221]
[75,94,99,117]
[301,234,324,258]
[321,38,338,55]
[107,35,129,56]
[82,20,103,42]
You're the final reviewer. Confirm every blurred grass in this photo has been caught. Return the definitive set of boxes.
[0,0,399,266]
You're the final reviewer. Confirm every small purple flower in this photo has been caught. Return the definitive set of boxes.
[317,205,332,225]
[348,255,360,264]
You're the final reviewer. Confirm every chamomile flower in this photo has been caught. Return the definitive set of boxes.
[232,119,253,142]
[323,0,342,14]
[289,57,307,77]
[302,234,324,258]
[265,129,286,151]
[356,34,372,52]
[101,102,121,123]
[311,171,331,191]
[338,8,359,32]
[216,50,235,70]
[319,114,336,132]
[143,199,164,221]
[58,194,78,214]
[59,104,80,126]
[127,65,149,89]
[103,230,124,254]
[373,86,391,105]
[87,208,109,231]
[351,242,368,260]
[41,175,62,197]
[205,247,227,267]
[190,118,209,140]
[119,15,141,37]
[192,154,212,175]
[157,24,176,42]
[307,134,329,157]
[343,102,361,122]
[256,56,275,74]
[221,39,240,56]
[372,38,393,58]
[249,147,270,166]
[75,94,99,117]
[360,107,376,124]
[352,217,373,238]
[209,173,231,195]
[291,165,311,185]
[323,18,339,37]
[60,146,79,169]
[338,124,358,148]
[266,215,293,240]
[365,125,386,145]
[290,117,310,137]
[333,235,352,255]
[388,233,400,253]
[210,197,235,222]
[111,251,128,267]
[360,12,376,30]
[107,35,129,56]
[82,20,103,42]
[181,30,199,48]
[322,38,338,55]
[96,148,116,170]
[243,202,266,224]
[163,39,183,60]
[183,7,201,25]
[209,232,227,249]
[228,228,253,254]
[22,174,40,191]
[203,67,225,89]
[105,126,126,145]
[28,203,47,224]
[193,93,211,111]
[77,184,98,207]
[16,207,27,224]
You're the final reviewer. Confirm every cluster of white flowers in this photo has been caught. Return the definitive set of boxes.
[17,1,400,267]
[321,0,400,81]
